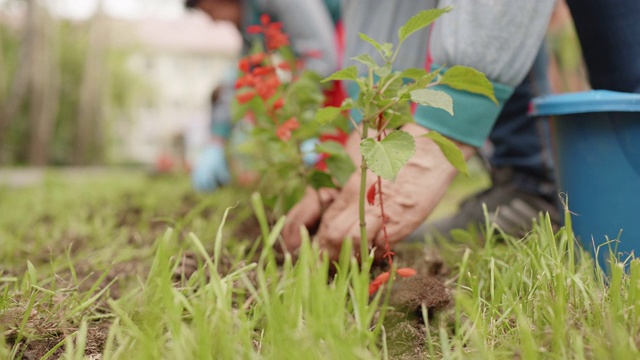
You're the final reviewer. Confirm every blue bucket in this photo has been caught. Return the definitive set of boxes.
[530,90,640,271]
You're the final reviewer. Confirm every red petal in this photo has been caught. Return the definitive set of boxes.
[282,117,299,130]
[236,91,255,104]
[246,25,263,34]
[238,58,251,73]
[369,272,391,295]
[249,52,266,65]
[272,97,285,110]
[373,271,390,285]
[368,282,381,296]
[366,183,377,206]
[276,126,291,141]
[260,14,270,25]
[397,268,417,278]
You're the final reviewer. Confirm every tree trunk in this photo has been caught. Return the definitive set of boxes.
[27,4,60,165]
[73,9,107,165]
[0,0,36,163]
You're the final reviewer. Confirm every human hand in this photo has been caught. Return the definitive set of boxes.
[191,142,231,192]
[281,186,339,253]
[312,123,476,261]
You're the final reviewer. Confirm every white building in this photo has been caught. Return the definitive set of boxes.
[112,12,241,165]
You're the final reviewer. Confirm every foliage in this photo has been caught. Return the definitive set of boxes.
[230,14,352,215]
[317,7,495,289]
[0,16,144,165]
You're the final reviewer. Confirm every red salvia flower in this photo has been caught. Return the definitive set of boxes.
[368,271,390,295]
[260,14,270,25]
[238,58,251,73]
[236,91,255,104]
[368,268,417,295]
[277,62,291,71]
[252,65,274,76]
[276,117,299,141]
[235,74,256,89]
[246,25,262,34]
[272,97,285,110]
[396,268,417,278]
[366,183,377,206]
[248,52,266,65]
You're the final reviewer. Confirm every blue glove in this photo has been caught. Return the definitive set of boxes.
[191,143,231,192]
[300,138,321,166]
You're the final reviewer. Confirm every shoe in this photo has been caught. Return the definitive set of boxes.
[406,167,561,242]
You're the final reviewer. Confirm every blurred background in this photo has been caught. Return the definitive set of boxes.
[0,0,585,175]
[0,0,241,171]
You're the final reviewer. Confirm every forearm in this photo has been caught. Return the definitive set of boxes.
[419,0,556,147]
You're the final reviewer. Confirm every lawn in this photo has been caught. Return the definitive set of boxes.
[1,168,639,359]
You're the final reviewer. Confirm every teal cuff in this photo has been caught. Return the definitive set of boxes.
[414,80,514,148]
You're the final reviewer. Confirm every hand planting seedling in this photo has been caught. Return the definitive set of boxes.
[300,7,496,294]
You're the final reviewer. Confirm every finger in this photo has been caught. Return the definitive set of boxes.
[318,204,384,261]
[282,188,338,252]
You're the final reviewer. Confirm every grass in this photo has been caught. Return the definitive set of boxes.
[1,169,639,359]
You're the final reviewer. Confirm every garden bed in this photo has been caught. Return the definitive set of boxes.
[1,170,640,359]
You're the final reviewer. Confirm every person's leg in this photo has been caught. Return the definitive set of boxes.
[488,46,555,193]
[566,0,640,93]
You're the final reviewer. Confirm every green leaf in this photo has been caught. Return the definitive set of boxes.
[440,65,498,104]
[424,131,468,176]
[326,155,356,187]
[315,141,345,156]
[381,43,394,58]
[359,32,383,54]
[309,170,337,190]
[351,54,378,69]
[410,89,454,115]
[322,66,358,83]
[315,106,342,125]
[398,6,452,43]
[374,63,392,77]
[399,68,429,80]
[360,130,416,181]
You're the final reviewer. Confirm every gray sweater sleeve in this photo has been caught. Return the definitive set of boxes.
[261,0,338,77]
[430,0,556,87]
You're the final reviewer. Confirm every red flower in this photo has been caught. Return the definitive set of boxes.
[246,25,262,34]
[252,65,274,76]
[369,271,390,295]
[272,97,285,110]
[276,117,299,141]
[277,62,291,71]
[248,52,266,65]
[235,74,256,89]
[236,91,255,104]
[396,268,417,278]
[367,183,377,206]
[238,58,251,73]
[265,31,289,51]
[260,14,270,25]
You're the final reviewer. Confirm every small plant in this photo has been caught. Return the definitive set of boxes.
[315,7,496,294]
[231,14,353,215]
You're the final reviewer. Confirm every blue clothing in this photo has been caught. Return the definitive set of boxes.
[488,45,555,197]
[567,0,640,94]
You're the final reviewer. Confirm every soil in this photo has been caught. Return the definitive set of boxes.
[3,189,455,359]
[2,310,108,360]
